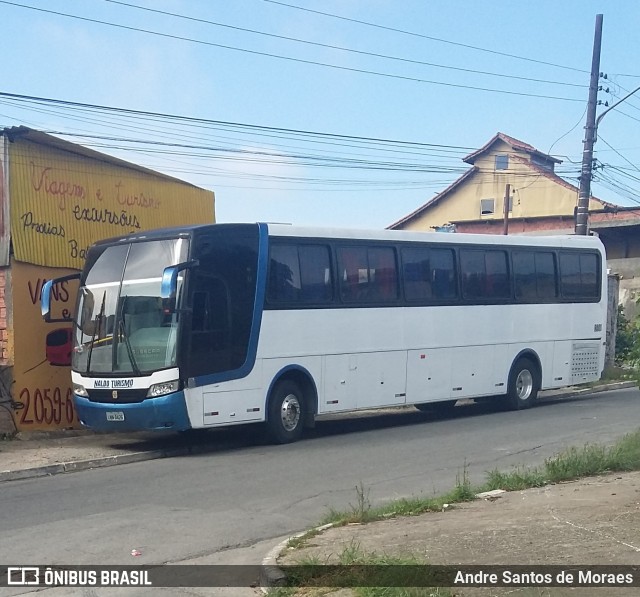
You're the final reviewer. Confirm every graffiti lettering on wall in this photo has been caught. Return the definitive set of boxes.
[12,139,214,270]
[20,211,66,237]
[30,162,87,210]
[18,386,77,426]
[71,205,141,229]
[12,261,81,431]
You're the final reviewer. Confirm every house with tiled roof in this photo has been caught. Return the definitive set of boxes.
[388,132,617,235]
[388,132,640,319]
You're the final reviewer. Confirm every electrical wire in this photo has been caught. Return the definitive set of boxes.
[0,1,584,102]
[100,0,586,89]
[264,0,589,74]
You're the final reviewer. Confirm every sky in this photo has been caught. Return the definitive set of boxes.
[0,0,639,229]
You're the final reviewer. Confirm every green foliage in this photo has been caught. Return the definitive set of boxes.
[485,467,547,491]
[285,542,453,597]
[615,304,640,368]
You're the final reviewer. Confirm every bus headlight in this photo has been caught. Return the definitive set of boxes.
[147,380,179,398]
[73,383,89,397]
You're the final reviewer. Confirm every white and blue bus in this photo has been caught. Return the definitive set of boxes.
[41,223,607,443]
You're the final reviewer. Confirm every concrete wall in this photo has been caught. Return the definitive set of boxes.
[608,258,640,318]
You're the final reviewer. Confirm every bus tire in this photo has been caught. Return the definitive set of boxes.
[505,358,539,410]
[266,379,305,444]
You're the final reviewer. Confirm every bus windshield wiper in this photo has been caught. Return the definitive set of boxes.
[119,318,142,376]
[86,291,106,374]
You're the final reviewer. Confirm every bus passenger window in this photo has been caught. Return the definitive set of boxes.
[514,251,536,299]
[299,245,333,303]
[485,250,509,298]
[431,249,456,299]
[402,248,431,300]
[338,247,369,302]
[268,245,301,303]
[536,252,558,298]
[461,250,485,299]
[369,247,398,301]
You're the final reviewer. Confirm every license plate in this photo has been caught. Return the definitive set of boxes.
[106,411,125,422]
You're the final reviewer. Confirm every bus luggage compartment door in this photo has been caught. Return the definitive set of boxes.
[202,389,263,425]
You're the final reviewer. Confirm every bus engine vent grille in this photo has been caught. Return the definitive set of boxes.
[571,342,600,384]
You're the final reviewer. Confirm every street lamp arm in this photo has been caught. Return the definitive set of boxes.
[595,85,640,132]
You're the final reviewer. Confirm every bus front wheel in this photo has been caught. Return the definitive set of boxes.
[266,379,305,444]
[506,358,539,410]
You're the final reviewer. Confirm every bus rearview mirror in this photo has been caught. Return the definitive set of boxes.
[160,260,199,308]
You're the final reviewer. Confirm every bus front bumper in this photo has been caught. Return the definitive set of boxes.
[73,391,191,431]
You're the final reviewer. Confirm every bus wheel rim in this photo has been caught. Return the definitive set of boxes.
[280,394,301,431]
[516,370,533,401]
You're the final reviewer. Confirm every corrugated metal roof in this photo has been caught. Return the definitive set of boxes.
[2,126,203,187]
[4,126,215,269]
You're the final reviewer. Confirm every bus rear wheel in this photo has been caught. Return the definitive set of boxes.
[266,379,305,444]
[505,358,539,410]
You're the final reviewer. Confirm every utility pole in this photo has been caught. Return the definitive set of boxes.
[503,183,511,235]
[575,14,603,235]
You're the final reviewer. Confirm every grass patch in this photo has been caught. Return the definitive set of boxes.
[274,430,640,594]
[485,429,640,488]
[320,465,478,528]
[579,365,639,388]
[276,541,453,597]
[287,527,324,550]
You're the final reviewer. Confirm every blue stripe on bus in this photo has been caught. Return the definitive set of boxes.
[265,364,319,403]
[73,391,191,431]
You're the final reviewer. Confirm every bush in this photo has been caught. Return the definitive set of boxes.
[615,305,640,366]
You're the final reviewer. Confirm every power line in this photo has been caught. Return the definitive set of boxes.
[101,0,585,89]
[0,1,584,102]
[264,0,589,74]
[598,136,640,174]
[0,91,476,150]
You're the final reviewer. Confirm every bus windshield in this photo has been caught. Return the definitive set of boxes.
[72,238,189,375]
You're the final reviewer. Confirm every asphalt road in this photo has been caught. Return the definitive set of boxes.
[1,388,639,569]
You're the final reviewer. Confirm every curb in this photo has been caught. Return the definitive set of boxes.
[259,523,335,593]
[538,380,637,402]
[0,445,193,483]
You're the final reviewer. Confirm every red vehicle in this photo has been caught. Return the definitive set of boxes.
[46,328,73,366]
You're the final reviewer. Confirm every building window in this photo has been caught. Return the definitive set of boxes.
[480,198,495,216]
[495,155,509,170]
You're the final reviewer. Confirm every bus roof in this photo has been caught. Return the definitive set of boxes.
[264,223,604,250]
[90,222,604,251]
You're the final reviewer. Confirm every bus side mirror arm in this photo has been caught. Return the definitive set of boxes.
[161,260,199,303]
[41,273,81,322]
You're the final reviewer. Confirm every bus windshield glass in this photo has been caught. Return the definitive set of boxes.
[72,238,189,375]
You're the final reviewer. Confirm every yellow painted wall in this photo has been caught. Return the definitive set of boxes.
[11,260,81,430]
[399,139,602,231]
[5,134,216,431]
[9,138,215,269]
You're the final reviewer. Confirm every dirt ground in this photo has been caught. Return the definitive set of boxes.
[277,471,640,596]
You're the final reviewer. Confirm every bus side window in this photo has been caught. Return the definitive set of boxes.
[299,245,333,303]
[461,250,485,299]
[369,247,398,301]
[268,245,301,303]
[485,250,509,298]
[431,248,456,299]
[339,247,369,302]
